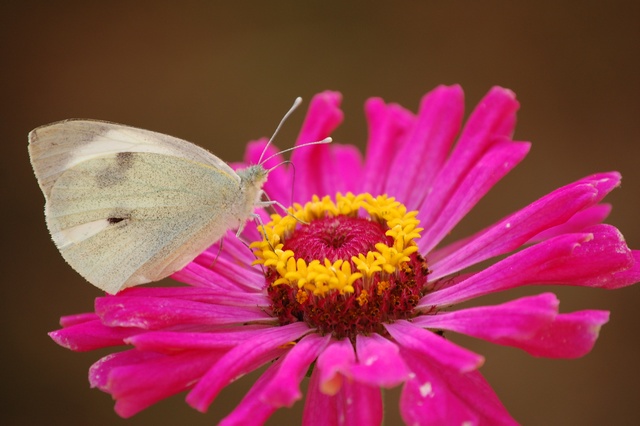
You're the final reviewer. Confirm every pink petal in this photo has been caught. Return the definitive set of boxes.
[597,249,640,288]
[58,312,99,327]
[537,225,635,288]
[218,360,282,426]
[186,322,311,412]
[49,319,141,351]
[331,144,364,194]
[173,260,258,292]
[219,337,342,425]
[175,245,266,293]
[291,91,344,202]
[413,293,559,342]
[511,310,610,358]
[430,173,620,278]
[419,139,530,253]
[303,367,383,426]
[349,333,410,388]
[196,256,265,292]
[528,203,612,242]
[385,320,484,373]
[399,348,517,425]
[416,295,609,358]
[95,296,271,329]
[117,285,267,306]
[420,225,635,307]
[384,85,464,209]
[417,87,520,236]
[90,349,162,390]
[316,338,356,395]
[313,335,411,394]
[459,86,519,142]
[260,334,331,407]
[200,228,258,265]
[183,230,259,281]
[126,327,274,353]
[108,350,223,418]
[361,97,414,196]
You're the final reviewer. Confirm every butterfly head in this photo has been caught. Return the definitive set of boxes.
[238,164,269,188]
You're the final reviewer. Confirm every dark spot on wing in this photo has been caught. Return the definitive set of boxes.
[116,151,134,168]
[96,152,135,188]
[108,216,127,224]
[107,209,131,225]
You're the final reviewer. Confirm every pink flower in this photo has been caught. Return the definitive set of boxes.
[50,86,640,425]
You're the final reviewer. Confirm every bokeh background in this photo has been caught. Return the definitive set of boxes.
[2,1,639,425]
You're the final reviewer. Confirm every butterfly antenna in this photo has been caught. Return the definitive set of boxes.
[260,137,332,166]
[265,160,299,211]
[258,97,303,165]
[263,161,310,226]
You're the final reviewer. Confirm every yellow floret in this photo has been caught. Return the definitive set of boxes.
[252,193,422,299]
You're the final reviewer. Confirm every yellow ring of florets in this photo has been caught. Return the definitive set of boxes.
[250,193,423,297]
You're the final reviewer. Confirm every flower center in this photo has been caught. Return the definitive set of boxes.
[284,215,389,263]
[251,193,430,340]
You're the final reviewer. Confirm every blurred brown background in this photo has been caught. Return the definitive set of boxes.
[1,1,639,425]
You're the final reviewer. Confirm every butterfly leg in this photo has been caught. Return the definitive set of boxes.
[208,238,225,270]
[260,192,308,225]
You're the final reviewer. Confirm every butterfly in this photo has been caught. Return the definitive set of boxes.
[29,98,330,295]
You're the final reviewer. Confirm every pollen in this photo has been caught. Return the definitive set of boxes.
[251,193,430,339]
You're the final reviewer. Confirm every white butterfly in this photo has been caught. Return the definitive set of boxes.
[29,98,329,295]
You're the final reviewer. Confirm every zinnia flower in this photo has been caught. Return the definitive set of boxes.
[50,86,640,425]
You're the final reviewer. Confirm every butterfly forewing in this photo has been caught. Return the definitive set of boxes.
[29,119,239,197]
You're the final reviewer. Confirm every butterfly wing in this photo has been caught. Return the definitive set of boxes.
[29,120,244,294]
[29,119,239,198]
